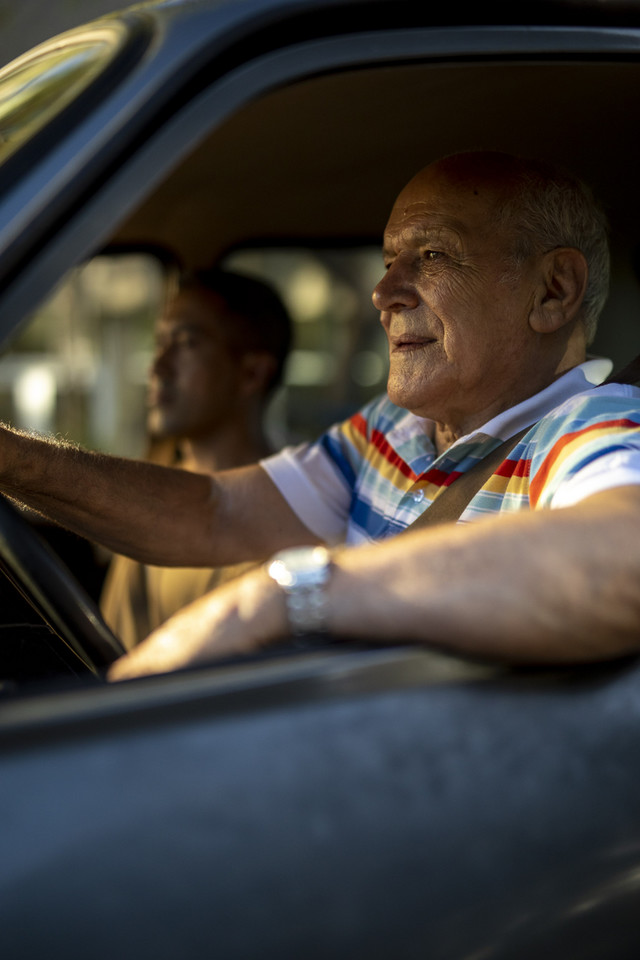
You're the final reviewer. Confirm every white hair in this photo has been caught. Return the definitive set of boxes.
[497,159,610,345]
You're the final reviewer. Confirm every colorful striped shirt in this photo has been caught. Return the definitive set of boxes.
[261,359,640,545]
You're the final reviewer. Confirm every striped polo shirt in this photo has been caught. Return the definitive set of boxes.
[261,359,640,545]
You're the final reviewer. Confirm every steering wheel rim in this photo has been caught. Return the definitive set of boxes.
[0,495,125,676]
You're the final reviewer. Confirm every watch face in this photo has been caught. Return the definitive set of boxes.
[268,546,331,588]
[267,546,332,636]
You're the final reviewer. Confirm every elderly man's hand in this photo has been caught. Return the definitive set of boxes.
[107,567,287,680]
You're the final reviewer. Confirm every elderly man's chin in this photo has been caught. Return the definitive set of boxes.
[386,367,444,419]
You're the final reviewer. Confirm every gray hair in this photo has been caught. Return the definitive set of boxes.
[497,159,610,345]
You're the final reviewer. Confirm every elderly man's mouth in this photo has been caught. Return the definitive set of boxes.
[391,337,436,352]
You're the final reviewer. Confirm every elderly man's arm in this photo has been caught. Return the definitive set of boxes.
[0,425,316,566]
[108,485,640,680]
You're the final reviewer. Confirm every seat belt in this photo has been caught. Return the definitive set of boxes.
[405,427,530,531]
[603,352,640,386]
[406,351,640,531]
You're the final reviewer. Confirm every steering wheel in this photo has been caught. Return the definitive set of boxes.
[0,494,125,677]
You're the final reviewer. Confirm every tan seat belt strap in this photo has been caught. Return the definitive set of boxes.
[404,427,531,531]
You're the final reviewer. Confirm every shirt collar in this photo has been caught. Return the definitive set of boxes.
[386,358,613,474]
[450,357,613,447]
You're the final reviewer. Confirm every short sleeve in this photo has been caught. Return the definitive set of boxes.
[528,387,640,510]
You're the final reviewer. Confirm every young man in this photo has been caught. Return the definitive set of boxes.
[100,268,292,648]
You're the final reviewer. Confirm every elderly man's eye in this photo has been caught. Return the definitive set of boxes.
[424,249,444,262]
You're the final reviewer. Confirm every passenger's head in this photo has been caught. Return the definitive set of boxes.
[372,150,609,432]
[147,268,292,441]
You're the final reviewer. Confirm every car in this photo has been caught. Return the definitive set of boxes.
[1,0,640,956]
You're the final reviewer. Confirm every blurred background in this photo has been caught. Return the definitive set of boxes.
[0,3,634,460]
[0,1,389,458]
[0,2,390,611]
[0,248,388,457]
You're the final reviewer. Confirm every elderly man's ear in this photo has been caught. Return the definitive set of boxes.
[529,247,589,334]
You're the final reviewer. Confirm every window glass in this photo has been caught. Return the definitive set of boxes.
[224,247,387,445]
[0,246,387,457]
[0,254,165,456]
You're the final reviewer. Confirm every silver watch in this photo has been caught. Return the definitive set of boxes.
[266,545,333,636]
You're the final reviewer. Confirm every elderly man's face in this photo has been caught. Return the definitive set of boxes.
[372,157,547,436]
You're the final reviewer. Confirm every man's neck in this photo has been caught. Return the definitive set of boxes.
[432,355,589,455]
[177,424,271,474]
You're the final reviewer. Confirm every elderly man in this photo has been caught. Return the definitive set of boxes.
[1,151,639,678]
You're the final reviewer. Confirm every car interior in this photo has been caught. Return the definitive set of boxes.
[3,9,640,957]
[112,57,640,363]
[1,17,640,689]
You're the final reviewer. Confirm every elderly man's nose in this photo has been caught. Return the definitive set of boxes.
[372,262,419,313]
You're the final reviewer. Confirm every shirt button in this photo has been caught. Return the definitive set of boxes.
[411,489,425,503]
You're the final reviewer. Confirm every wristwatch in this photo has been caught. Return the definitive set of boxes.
[266,545,333,636]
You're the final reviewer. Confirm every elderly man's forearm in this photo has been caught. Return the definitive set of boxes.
[0,425,309,566]
[110,486,640,681]
[0,426,218,564]
[330,486,640,663]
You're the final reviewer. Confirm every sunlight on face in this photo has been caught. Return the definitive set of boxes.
[372,155,547,435]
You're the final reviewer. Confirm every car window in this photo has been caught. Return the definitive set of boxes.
[0,246,387,457]
[0,254,165,456]
[224,246,387,444]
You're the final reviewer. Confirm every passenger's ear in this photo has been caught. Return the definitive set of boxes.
[239,351,277,397]
[529,247,588,334]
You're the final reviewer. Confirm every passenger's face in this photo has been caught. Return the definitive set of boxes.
[372,159,544,433]
[147,288,244,440]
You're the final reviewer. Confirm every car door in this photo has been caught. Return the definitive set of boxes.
[1,3,640,958]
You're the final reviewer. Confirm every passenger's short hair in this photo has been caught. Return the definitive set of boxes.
[178,267,292,394]
[494,155,610,345]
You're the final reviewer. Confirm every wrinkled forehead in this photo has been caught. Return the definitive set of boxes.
[384,155,519,243]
